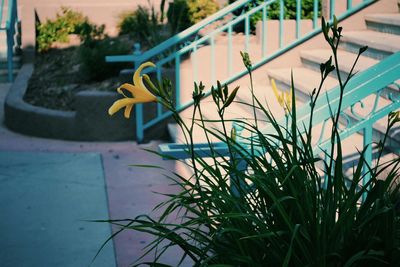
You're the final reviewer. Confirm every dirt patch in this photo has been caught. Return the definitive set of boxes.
[24,46,126,111]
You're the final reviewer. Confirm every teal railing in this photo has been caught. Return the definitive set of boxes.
[107,0,376,142]
[0,0,18,82]
[160,51,400,193]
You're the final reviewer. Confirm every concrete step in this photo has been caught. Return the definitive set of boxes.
[0,55,22,69]
[365,13,400,35]
[300,49,399,100]
[168,81,289,144]
[0,68,18,82]
[266,67,399,153]
[266,67,338,102]
[340,30,400,60]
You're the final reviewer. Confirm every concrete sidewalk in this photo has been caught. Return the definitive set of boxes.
[0,83,189,266]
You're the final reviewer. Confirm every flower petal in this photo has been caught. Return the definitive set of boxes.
[124,104,133,119]
[117,83,157,103]
[133,62,156,91]
[117,83,140,96]
[108,98,138,116]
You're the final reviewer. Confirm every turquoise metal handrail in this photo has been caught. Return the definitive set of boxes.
[160,51,400,193]
[0,0,18,82]
[107,0,376,142]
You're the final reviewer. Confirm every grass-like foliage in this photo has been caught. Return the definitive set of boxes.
[102,18,400,266]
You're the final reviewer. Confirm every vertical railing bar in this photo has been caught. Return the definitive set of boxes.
[211,35,216,85]
[296,0,301,39]
[228,25,233,76]
[6,0,16,82]
[262,5,267,57]
[157,67,162,117]
[134,60,144,143]
[330,0,335,21]
[7,29,12,81]
[136,103,144,143]
[347,0,352,10]
[323,152,330,189]
[175,54,181,109]
[362,124,373,201]
[0,0,5,25]
[193,44,198,83]
[313,0,318,29]
[245,14,250,53]
[279,0,284,48]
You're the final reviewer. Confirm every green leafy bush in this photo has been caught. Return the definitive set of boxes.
[78,38,130,81]
[268,0,320,19]
[117,5,162,48]
[230,0,321,31]
[167,0,219,33]
[117,6,156,38]
[36,7,88,52]
[103,19,400,266]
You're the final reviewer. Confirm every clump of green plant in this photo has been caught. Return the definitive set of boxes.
[230,0,321,31]
[117,4,164,48]
[36,7,88,52]
[167,0,219,33]
[102,18,400,266]
[117,0,219,47]
[78,38,130,81]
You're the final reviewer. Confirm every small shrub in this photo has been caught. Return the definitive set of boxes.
[76,21,106,45]
[78,38,130,81]
[36,7,87,52]
[117,5,164,48]
[167,0,219,33]
[229,0,321,31]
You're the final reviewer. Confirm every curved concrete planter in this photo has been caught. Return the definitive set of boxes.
[4,64,168,141]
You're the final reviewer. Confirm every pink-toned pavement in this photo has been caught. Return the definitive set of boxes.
[0,83,190,266]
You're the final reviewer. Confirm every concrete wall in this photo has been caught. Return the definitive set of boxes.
[4,64,170,141]
[18,0,228,61]
[19,0,165,53]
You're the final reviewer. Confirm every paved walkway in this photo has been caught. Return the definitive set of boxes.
[0,83,189,266]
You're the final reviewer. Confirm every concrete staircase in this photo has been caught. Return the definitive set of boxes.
[166,8,399,173]
[0,7,22,83]
[266,12,400,153]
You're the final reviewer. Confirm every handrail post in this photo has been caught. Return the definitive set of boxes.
[296,0,301,39]
[6,0,17,82]
[330,0,335,21]
[347,0,353,10]
[362,125,373,201]
[313,0,318,29]
[7,29,13,81]
[133,43,145,143]
[279,0,284,48]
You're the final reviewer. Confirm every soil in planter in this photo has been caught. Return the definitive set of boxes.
[24,35,137,111]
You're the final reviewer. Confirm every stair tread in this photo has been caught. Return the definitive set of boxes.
[0,69,18,74]
[365,13,400,26]
[169,84,289,143]
[267,67,399,144]
[301,49,400,92]
[267,67,338,95]
[342,30,400,53]
[0,55,21,61]
[301,49,378,74]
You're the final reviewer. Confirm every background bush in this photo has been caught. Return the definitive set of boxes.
[117,6,158,39]
[117,0,219,47]
[78,38,130,81]
[167,0,219,33]
[229,0,321,31]
[36,7,88,52]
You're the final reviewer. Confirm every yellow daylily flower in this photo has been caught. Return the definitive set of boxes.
[270,78,292,113]
[108,62,157,119]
